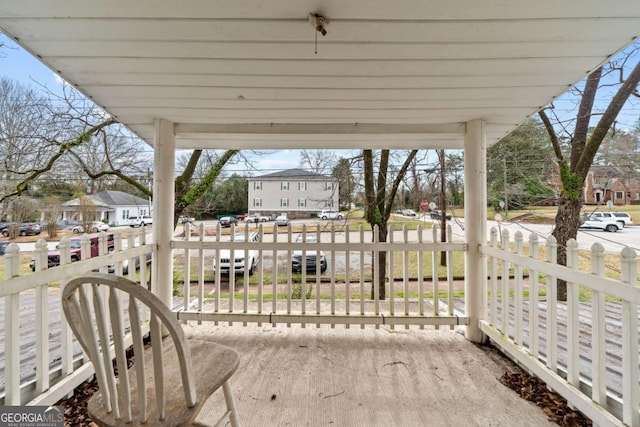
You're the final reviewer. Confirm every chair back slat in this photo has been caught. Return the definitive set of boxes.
[150,314,165,419]
[71,289,114,415]
[89,283,121,419]
[108,287,132,422]
[128,297,148,422]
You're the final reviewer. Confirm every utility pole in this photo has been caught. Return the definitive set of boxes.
[438,149,447,267]
[503,157,508,219]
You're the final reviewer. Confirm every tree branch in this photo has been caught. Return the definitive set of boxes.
[0,118,117,203]
[577,58,640,176]
[175,149,239,216]
[384,150,418,220]
[538,109,564,162]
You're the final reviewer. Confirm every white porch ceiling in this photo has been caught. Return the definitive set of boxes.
[1,1,639,150]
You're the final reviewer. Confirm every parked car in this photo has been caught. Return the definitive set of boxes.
[1,222,42,237]
[275,215,290,226]
[589,211,633,227]
[178,215,195,224]
[213,232,260,275]
[72,221,110,234]
[127,215,153,227]
[30,233,115,271]
[0,241,10,256]
[219,216,238,227]
[292,234,327,273]
[107,242,152,274]
[319,210,343,220]
[430,210,452,220]
[401,209,417,217]
[245,214,270,223]
[612,212,633,226]
[579,216,621,232]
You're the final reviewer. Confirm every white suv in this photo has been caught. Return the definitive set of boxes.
[589,211,633,227]
[612,212,633,227]
[127,215,153,227]
[213,232,260,275]
[319,210,344,220]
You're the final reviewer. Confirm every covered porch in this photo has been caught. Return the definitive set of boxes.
[1,1,640,425]
[185,323,551,426]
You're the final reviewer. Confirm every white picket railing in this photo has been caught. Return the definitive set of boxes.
[0,228,152,406]
[3,220,639,426]
[481,227,640,427]
[171,222,467,328]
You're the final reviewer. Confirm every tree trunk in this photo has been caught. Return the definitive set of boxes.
[550,193,583,300]
[439,149,447,266]
[370,224,387,301]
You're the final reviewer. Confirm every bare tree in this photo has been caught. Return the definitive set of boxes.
[42,195,62,238]
[539,46,640,299]
[76,194,98,231]
[299,149,337,175]
[3,196,39,238]
[332,157,357,210]
[0,79,57,207]
[363,149,418,300]
[0,80,240,227]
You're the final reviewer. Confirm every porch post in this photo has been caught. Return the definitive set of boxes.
[153,119,175,308]
[464,119,487,343]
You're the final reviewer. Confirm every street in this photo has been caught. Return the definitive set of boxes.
[7,217,640,257]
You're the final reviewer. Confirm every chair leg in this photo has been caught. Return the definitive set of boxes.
[222,380,240,427]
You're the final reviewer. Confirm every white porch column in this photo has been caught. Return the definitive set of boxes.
[153,119,175,308]
[464,119,487,343]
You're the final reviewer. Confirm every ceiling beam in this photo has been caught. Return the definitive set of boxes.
[174,122,465,137]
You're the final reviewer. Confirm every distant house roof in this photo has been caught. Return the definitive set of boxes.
[590,165,632,178]
[252,168,331,180]
[63,190,149,208]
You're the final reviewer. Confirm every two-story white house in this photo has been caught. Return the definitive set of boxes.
[248,169,339,219]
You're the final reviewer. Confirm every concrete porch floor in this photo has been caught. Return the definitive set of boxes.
[185,323,553,426]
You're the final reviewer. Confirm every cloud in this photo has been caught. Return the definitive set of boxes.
[53,73,69,85]
[256,150,300,170]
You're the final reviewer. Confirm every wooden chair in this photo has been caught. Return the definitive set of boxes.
[62,272,240,426]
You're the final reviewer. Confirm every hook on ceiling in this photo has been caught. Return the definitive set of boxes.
[309,13,329,36]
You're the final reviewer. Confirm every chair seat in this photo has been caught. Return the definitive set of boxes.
[88,338,239,426]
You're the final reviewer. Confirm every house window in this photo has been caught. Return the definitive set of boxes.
[324,200,333,208]
[281,182,289,191]
[253,198,262,207]
[616,191,624,199]
[298,182,307,191]
[253,181,262,190]
[325,182,333,191]
[122,210,129,219]
[636,192,640,200]
[298,198,306,207]
[281,198,289,207]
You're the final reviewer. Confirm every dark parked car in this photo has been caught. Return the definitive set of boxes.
[291,234,327,273]
[1,222,42,237]
[178,215,195,224]
[219,216,238,227]
[430,210,452,220]
[0,241,10,256]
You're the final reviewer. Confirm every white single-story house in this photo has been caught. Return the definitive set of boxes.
[62,190,152,226]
